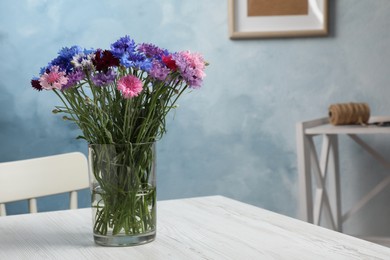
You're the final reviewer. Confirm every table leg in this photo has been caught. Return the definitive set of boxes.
[328,135,342,232]
[302,134,341,232]
[297,123,314,223]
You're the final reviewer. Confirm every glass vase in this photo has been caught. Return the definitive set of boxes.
[88,143,156,246]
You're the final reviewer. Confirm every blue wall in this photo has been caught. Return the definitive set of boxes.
[1,0,389,237]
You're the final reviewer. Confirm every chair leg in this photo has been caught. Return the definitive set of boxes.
[0,203,6,216]
[29,199,38,213]
[69,191,78,209]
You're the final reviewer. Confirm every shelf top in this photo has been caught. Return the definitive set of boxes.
[304,116,390,135]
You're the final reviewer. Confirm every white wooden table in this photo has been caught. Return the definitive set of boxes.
[0,196,389,259]
[296,117,390,245]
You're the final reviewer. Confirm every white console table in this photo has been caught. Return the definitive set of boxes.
[296,117,390,246]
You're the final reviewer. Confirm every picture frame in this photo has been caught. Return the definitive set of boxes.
[228,0,329,39]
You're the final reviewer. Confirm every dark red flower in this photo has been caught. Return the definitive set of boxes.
[31,79,43,91]
[93,49,120,72]
[162,55,177,71]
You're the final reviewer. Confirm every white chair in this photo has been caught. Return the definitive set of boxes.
[0,152,90,216]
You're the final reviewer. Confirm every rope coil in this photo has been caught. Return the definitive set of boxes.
[328,103,370,125]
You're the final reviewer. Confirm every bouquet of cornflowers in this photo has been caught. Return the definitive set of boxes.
[31,35,207,243]
[31,35,206,144]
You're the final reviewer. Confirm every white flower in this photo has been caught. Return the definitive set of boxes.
[71,53,95,69]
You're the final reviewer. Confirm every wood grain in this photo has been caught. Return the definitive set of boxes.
[0,196,389,259]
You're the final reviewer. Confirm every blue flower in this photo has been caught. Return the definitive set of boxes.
[120,52,152,71]
[49,45,83,73]
[39,66,48,75]
[135,60,153,71]
[110,35,136,59]
[110,35,154,71]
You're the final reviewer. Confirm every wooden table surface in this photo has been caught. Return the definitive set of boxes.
[0,195,389,259]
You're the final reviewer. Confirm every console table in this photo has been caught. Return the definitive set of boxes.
[296,117,390,245]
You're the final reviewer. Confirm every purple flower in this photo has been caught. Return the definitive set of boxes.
[149,60,170,81]
[137,43,168,60]
[91,69,116,86]
[62,70,85,89]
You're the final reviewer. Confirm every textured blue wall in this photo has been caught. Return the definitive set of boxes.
[1,0,389,236]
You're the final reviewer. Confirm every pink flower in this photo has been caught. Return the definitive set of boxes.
[173,51,206,88]
[117,75,143,99]
[39,66,68,90]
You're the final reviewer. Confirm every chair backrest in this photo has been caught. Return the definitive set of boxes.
[0,152,90,216]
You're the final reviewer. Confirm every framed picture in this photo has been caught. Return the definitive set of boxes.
[228,0,329,39]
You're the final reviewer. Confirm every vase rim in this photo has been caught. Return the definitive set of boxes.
[89,142,155,145]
